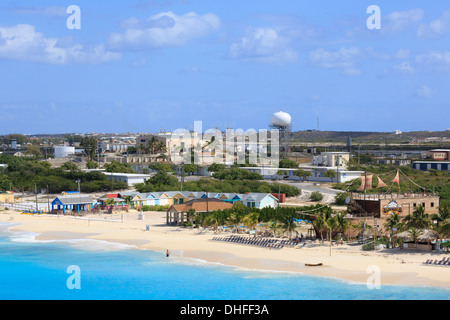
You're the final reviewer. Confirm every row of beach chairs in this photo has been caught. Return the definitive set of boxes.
[211,235,292,249]
[423,257,450,266]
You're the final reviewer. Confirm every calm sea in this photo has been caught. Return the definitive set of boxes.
[0,222,449,300]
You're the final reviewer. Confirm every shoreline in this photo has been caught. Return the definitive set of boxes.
[1,211,450,290]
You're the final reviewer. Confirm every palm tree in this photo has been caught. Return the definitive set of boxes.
[283,217,298,240]
[241,212,259,238]
[323,215,337,256]
[186,208,196,227]
[431,203,450,228]
[403,205,431,229]
[384,212,403,248]
[194,212,208,230]
[202,136,216,151]
[137,143,146,155]
[408,227,424,251]
[227,212,242,233]
[269,220,282,237]
[335,211,351,240]
[155,141,167,154]
[438,221,450,239]
[205,212,220,233]
[123,195,133,212]
[313,214,326,242]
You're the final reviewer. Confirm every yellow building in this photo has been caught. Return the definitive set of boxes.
[0,192,14,203]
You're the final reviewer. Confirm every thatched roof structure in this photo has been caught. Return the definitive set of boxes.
[417,229,439,242]
[395,231,413,240]
[395,229,440,242]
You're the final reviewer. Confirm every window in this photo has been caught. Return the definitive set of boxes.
[422,203,426,208]
[247,202,255,208]
[413,203,416,207]
[431,202,434,207]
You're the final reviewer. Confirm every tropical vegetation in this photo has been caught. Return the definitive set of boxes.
[0,154,127,193]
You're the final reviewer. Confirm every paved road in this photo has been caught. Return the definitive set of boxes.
[177,175,342,197]
[273,180,341,196]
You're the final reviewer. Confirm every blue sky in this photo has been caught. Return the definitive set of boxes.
[0,0,449,134]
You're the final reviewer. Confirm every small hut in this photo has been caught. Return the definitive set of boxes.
[397,229,439,252]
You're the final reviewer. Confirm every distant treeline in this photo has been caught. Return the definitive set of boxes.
[0,154,127,193]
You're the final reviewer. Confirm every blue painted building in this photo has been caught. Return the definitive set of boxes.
[412,161,450,171]
[51,195,94,214]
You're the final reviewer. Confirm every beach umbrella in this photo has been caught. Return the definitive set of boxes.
[417,229,439,242]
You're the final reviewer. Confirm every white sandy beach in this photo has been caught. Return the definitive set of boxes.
[1,209,450,289]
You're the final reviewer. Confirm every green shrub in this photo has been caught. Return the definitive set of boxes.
[141,205,169,212]
[310,191,324,202]
[334,192,348,205]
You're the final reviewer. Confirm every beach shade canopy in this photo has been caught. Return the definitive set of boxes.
[417,229,440,242]
[395,231,413,240]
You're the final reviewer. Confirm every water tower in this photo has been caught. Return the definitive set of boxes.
[269,111,292,157]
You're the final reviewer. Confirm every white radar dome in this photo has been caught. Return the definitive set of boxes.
[270,111,291,127]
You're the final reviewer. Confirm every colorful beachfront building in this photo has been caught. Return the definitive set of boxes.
[240,193,278,209]
[51,195,94,214]
[94,191,279,211]
[212,193,278,208]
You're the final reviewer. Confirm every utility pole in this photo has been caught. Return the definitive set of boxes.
[278,183,281,208]
[206,184,209,215]
[35,183,38,212]
[180,162,185,192]
[363,170,367,244]
[47,185,50,214]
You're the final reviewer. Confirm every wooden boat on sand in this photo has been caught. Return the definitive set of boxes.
[305,263,323,267]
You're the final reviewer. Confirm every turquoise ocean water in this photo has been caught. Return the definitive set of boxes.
[0,222,449,300]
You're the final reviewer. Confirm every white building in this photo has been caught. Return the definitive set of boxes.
[239,151,361,183]
[311,152,350,168]
[54,146,75,158]
[103,172,151,186]
[98,142,135,153]
[240,166,363,183]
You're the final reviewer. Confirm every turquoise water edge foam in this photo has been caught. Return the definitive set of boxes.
[0,222,449,300]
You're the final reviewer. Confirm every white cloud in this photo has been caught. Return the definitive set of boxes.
[108,11,220,51]
[415,51,450,72]
[383,9,424,33]
[393,62,415,74]
[229,27,298,64]
[0,24,121,64]
[4,6,67,16]
[416,85,437,98]
[417,10,450,38]
[395,49,411,60]
[347,9,424,39]
[131,57,147,67]
[309,47,362,75]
